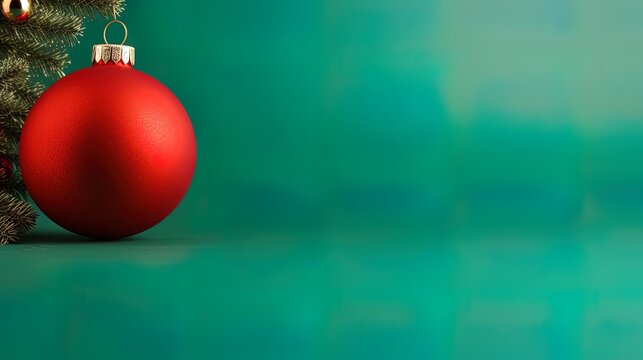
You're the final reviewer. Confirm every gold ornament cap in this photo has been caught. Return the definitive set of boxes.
[92,17,134,67]
[92,44,135,67]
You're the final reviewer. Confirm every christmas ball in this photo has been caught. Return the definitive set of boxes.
[2,0,30,23]
[20,44,196,239]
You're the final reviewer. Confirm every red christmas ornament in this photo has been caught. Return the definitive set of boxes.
[19,26,196,239]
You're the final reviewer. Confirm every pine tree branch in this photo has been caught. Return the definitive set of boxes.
[0,7,83,46]
[0,57,44,103]
[14,81,44,104]
[0,214,17,245]
[0,91,43,147]
[0,135,12,155]
[0,38,68,77]
[2,173,28,200]
[0,57,29,89]
[1,147,17,163]
[35,0,125,18]
[0,191,35,244]
[0,86,33,112]
[0,85,44,139]
[0,192,37,235]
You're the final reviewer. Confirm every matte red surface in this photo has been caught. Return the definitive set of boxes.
[20,63,196,239]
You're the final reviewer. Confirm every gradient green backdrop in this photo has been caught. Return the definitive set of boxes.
[2,0,643,358]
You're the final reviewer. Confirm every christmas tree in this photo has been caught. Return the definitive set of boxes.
[0,0,124,244]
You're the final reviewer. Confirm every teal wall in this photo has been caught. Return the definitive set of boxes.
[11,2,643,359]
[35,0,643,235]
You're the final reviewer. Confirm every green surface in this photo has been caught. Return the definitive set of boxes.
[4,229,643,359]
[4,0,643,358]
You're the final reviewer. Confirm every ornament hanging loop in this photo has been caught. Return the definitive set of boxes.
[103,7,128,45]
[93,5,135,67]
[103,20,128,45]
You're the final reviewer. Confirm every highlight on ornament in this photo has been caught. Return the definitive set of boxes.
[2,0,31,23]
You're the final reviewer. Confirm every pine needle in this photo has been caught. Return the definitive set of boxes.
[0,58,44,102]
[0,192,37,235]
[0,38,69,77]
[0,191,33,244]
[0,59,42,143]
[0,57,29,89]
[0,215,17,245]
[0,129,12,155]
[1,174,28,201]
[34,0,125,18]
[0,7,83,46]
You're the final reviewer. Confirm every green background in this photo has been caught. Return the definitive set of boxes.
[3,0,643,358]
